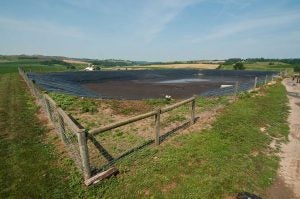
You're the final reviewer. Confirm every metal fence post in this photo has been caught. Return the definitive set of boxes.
[253,77,258,89]
[155,109,161,146]
[43,95,52,121]
[190,97,196,124]
[234,81,239,99]
[264,75,268,85]
[77,129,92,179]
[57,112,67,144]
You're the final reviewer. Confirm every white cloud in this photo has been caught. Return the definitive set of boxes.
[0,16,88,39]
[190,10,300,43]
[136,0,202,43]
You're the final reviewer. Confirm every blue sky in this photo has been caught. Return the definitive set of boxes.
[0,0,300,61]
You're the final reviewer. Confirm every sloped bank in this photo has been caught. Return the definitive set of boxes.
[80,81,289,198]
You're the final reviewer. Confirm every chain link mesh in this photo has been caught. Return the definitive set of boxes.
[19,67,281,178]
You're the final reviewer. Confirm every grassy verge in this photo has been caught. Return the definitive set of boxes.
[83,83,289,198]
[0,70,84,198]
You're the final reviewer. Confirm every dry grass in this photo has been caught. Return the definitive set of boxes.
[137,63,219,69]
[102,63,220,71]
[63,59,90,65]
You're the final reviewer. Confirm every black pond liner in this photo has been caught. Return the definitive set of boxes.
[28,69,277,99]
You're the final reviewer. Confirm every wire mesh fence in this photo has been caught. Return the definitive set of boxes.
[19,67,281,185]
[19,68,88,177]
[87,118,155,172]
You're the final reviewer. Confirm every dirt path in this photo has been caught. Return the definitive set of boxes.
[267,78,300,199]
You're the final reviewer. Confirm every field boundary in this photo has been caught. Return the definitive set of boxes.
[19,68,92,179]
[18,67,199,185]
[18,67,280,185]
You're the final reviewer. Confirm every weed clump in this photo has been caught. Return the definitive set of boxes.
[50,92,97,113]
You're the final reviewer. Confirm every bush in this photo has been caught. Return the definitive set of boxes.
[233,62,245,70]
[50,92,98,113]
[79,100,97,113]
[294,65,300,72]
[50,93,77,110]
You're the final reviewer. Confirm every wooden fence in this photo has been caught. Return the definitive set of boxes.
[89,96,195,146]
[19,67,279,185]
[18,67,197,185]
[19,68,91,179]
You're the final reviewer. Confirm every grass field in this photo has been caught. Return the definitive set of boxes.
[219,61,294,72]
[83,83,288,198]
[0,56,84,73]
[0,61,66,74]
[133,63,219,69]
[0,59,290,198]
[0,72,83,198]
[100,63,220,70]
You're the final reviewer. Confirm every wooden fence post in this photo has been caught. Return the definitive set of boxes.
[155,109,161,146]
[253,77,258,89]
[190,97,196,124]
[77,129,92,179]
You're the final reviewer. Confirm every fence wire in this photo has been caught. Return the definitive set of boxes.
[20,67,281,180]
[19,68,84,172]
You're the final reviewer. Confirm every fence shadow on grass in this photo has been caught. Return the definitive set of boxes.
[87,134,114,162]
[92,118,199,173]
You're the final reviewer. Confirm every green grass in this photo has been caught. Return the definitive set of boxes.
[219,61,294,72]
[0,73,84,198]
[49,92,97,113]
[83,83,289,198]
[196,96,231,111]
[0,57,81,74]
[145,98,173,106]
[0,59,290,198]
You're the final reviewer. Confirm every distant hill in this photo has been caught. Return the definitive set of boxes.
[1,54,299,70]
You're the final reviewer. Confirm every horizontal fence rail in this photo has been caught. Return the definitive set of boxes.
[89,97,196,136]
[19,67,280,185]
[19,67,92,180]
[89,111,157,136]
[89,96,196,151]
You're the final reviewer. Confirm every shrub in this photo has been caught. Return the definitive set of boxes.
[79,100,97,113]
[50,93,77,110]
[233,62,245,70]
[294,65,300,72]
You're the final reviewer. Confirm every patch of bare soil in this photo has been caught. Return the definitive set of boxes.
[161,182,177,193]
[266,176,295,199]
[266,78,300,199]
